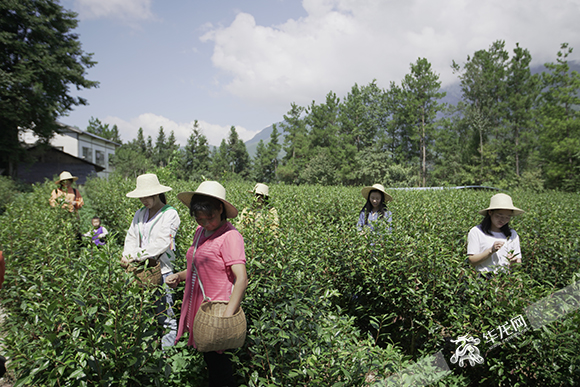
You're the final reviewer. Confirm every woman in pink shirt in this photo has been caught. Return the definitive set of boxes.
[166,181,247,387]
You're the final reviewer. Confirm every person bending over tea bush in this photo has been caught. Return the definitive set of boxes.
[467,193,524,274]
[167,181,248,387]
[357,183,393,233]
[121,174,181,349]
[49,171,84,213]
[237,183,279,234]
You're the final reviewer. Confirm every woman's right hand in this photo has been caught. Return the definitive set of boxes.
[491,241,505,253]
[165,273,180,288]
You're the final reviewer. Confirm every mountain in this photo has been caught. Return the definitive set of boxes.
[245,123,285,158]
[243,61,580,157]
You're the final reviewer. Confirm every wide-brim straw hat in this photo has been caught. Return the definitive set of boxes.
[55,171,78,184]
[361,183,393,203]
[478,193,525,216]
[126,174,172,198]
[249,183,269,197]
[177,181,238,218]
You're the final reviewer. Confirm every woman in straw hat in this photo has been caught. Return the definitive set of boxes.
[357,183,393,233]
[49,171,84,212]
[467,193,524,273]
[167,181,247,387]
[237,183,279,233]
[122,173,181,348]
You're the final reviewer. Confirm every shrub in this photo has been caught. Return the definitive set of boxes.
[1,178,579,386]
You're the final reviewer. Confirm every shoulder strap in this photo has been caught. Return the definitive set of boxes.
[191,232,210,301]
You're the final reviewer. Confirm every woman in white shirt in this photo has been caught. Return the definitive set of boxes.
[122,174,181,348]
[467,193,524,274]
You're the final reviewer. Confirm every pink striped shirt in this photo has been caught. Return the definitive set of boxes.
[175,222,246,347]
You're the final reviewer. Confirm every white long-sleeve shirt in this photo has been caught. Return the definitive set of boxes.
[123,205,181,275]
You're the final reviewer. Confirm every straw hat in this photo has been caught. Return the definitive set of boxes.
[478,193,524,216]
[361,183,393,202]
[55,171,78,184]
[126,174,172,198]
[249,183,269,197]
[177,181,238,218]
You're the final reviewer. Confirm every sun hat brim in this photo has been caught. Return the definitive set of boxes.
[55,177,79,184]
[361,184,393,202]
[177,189,238,219]
[126,185,172,198]
[478,193,525,216]
[249,183,269,197]
[478,206,525,216]
[55,171,79,184]
[126,173,172,198]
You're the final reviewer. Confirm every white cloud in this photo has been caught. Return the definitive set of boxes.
[103,113,258,147]
[200,0,580,111]
[72,0,154,21]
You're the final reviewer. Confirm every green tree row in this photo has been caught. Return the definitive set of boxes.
[105,41,579,191]
[276,41,579,191]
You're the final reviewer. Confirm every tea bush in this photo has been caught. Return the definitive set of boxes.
[0,176,579,386]
[0,175,19,215]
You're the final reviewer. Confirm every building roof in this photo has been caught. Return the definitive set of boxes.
[57,122,122,146]
[18,145,105,185]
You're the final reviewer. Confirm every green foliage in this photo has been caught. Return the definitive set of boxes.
[227,127,251,178]
[0,0,98,176]
[252,124,281,183]
[177,121,211,181]
[0,175,18,214]
[86,117,121,143]
[3,160,580,384]
[539,43,580,191]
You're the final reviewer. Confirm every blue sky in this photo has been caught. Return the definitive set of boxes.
[60,0,580,147]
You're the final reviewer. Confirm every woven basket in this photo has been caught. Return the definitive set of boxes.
[127,259,162,288]
[193,301,247,352]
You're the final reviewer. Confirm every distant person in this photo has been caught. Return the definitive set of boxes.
[121,174,181,348]
[357,183,393,233]
[49,171,84,212]
[84,216,108,246]
[167,181,247,387]
[467,193,524,274]
[237,183,279,233]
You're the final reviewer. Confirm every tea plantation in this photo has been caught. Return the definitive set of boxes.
[0,175,579,386]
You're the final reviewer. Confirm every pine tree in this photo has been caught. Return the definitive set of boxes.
[86,117,122,143]
[182,121,210,180]
[539,43,580,190]
[226,126,250,176]
[400,58,446,186]
[211,139,229,178]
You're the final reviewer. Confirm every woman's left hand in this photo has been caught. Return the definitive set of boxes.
[507,252,521,263]
[120,256,132,268]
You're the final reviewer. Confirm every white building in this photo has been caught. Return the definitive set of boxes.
[22,123,121,179]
